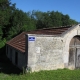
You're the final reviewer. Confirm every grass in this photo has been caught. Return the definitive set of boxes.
[0,69,80,80]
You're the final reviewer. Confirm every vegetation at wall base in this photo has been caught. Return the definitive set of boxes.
[0,69,80,80]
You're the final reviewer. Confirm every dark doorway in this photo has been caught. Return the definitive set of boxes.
[15,52,18,65]
[10,48,12,61]
[69,36,80,68]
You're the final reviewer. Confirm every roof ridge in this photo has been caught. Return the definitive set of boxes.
[41,25,72,30]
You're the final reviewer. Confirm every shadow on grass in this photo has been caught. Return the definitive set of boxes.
[0,46,22,75]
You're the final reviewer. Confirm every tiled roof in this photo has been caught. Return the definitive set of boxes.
[6,25,72,53]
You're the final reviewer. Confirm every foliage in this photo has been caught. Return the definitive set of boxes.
[0,38,6,48]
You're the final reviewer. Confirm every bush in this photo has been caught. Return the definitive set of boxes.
[0,38,6,48]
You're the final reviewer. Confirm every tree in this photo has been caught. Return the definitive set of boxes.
[50,11,62,27]
[0,0,13,39]
[34,10,78,29]
[7,9,36,40]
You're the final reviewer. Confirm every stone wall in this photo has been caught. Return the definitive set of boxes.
[27,35,64,72]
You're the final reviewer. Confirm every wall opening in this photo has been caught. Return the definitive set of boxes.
[10,48,12,61]
[69,35,80,68]
[15,52,18,65]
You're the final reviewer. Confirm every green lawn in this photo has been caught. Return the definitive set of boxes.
[0,69,80,80]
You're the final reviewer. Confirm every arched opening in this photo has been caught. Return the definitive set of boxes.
[69,35,80,68]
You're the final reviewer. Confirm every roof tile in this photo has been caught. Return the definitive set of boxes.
[7,26,72,53]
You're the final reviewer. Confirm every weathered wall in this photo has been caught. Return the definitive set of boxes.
[27,35,64,72]
[62,24,80,69]
[6,45,27,70]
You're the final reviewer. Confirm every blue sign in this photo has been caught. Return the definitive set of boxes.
[29,36,35,41]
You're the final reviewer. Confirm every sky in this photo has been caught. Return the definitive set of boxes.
[11,0,80,22]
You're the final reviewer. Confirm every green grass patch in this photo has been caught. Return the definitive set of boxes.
[0,69,80,80]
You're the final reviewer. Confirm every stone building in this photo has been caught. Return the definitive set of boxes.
[6,24,80,72]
